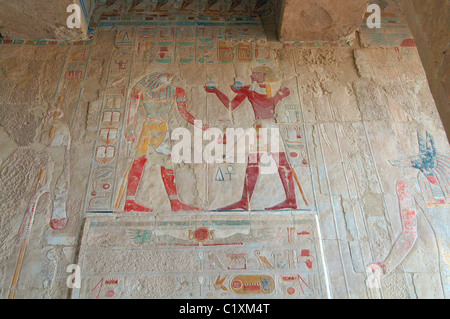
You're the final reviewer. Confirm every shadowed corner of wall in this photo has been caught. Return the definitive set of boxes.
[260,13,279,42]
[258,4,279,42]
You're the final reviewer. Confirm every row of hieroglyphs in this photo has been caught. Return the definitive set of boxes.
[81,272,320,298]
[74,215,325,298]
[100,25,271,65]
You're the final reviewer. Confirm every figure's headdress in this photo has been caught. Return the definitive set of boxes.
[251,66,278,98]
[138,73,175,99]
[252,66,278,83]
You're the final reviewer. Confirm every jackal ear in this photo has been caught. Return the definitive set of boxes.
[426,131,437,156]
[417,131,426,154]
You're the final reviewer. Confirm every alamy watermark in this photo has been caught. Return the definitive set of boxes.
[67,4,82,29]
[170,121,281,175]
[366,3,381,29]
[66,264,81,289]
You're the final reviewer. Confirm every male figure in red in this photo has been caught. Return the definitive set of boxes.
[205,66,296,210]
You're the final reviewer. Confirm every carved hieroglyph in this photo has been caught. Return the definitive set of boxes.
[74,214,327,299]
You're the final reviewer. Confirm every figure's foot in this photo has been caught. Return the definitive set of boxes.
[265,199,297,211]
[218,199,249,211]
[170,199,201,212]
[124,200,153,212]
[366,262,389,278]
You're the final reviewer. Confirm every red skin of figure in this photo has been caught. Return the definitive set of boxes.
[205,71,297,211]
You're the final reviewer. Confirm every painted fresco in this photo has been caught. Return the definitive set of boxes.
[0,0,448,299]
[360,0,416,47]
[74,215,326,298]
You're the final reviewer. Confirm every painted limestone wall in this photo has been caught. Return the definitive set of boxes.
[0,0,93,41]
[0,0,449,299]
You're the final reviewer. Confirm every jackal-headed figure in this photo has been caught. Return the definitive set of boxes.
[367,131,449,297]
[392,131,450,206]
[123,73,208,212]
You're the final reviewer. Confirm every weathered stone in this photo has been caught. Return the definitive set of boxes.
[0,0,94,41]
[277,0,369,42]
[401,0,450,139]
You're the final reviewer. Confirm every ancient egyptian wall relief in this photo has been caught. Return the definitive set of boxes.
[83,13,313,214]
[70,2,325,299]
[74,215,325,298]
[0,0,449,300]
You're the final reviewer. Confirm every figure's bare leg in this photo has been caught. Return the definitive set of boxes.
[161,166,201,212]
[266,152,297,210]
[218,153,260,211]
[124,156,153,212]
[124,122,153,213]
[150,122,201,212]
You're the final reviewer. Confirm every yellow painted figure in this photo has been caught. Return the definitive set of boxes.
[119,73,208,212]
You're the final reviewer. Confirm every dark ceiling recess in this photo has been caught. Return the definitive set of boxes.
[92,0,273,17]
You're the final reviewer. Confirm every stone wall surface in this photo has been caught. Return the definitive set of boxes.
[400,0,449,139]
[0,0,448,299]
[0,0,94,41]
[277,0,369,41]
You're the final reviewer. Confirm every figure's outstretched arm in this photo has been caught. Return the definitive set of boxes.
[205,84,247,111]
[367,181,418,277]
[126,88,141,142]
[176,87,209,131]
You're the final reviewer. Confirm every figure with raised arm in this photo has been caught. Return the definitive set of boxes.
[123,73,208,212]
[205,66,297,211]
